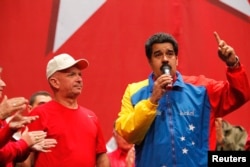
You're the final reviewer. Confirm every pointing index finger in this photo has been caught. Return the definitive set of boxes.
[213,31,221,44]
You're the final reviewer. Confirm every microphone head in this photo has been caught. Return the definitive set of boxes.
[160,64,171,75]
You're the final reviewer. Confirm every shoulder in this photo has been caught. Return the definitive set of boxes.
[78,106,95,115]
[78,106,98,120]
[182,75,215,85]
[29,101,55,116]
[126,79,149,93]
[182,74,228,92]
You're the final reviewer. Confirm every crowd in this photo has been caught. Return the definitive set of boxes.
[0,31,249,167]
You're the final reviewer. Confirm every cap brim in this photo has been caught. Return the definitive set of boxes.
[74,59,89,70]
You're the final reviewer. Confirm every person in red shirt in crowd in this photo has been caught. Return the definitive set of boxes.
[15,91,54,167]
[0,96,32,148]
[108,128,135,167]
[0,66,35,148]
[27,53,110,167]
[0,66,52,167]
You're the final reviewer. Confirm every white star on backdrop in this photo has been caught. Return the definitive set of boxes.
[53,0,106,52]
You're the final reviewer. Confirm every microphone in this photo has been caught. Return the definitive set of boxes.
[160,64,173,89]
[160,64,171,75]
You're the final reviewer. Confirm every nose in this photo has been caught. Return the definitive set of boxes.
[162,55,169,64]
[0,79,6,87]
[76,74,83,82]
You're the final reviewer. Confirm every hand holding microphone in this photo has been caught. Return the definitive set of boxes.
[149,64,173,104]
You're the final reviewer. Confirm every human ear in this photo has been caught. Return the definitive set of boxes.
[49,77,60,89]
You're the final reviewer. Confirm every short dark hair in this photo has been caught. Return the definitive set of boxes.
[145,32,178,59]
[29,91,51,106]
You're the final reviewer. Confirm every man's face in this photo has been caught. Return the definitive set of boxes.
[149,42,178,78]
[32,95,52,108]
[51,66,83,98]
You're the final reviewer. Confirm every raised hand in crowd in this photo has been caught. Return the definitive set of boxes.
[8,112,38,131]
[0,96,29,120]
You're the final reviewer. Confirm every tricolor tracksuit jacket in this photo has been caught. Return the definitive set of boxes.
[116,65,250,167]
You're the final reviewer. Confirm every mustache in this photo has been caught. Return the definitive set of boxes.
[160,63,172,70]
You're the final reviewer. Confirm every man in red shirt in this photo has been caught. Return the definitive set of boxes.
[28,53,110,167]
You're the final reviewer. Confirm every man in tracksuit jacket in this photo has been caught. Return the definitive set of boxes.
[115,32,250,167]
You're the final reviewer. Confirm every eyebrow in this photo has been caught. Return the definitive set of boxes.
[153,49,174,55]
[153,50,161,55]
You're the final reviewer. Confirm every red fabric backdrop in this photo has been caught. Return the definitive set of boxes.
[1,0,250,141]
